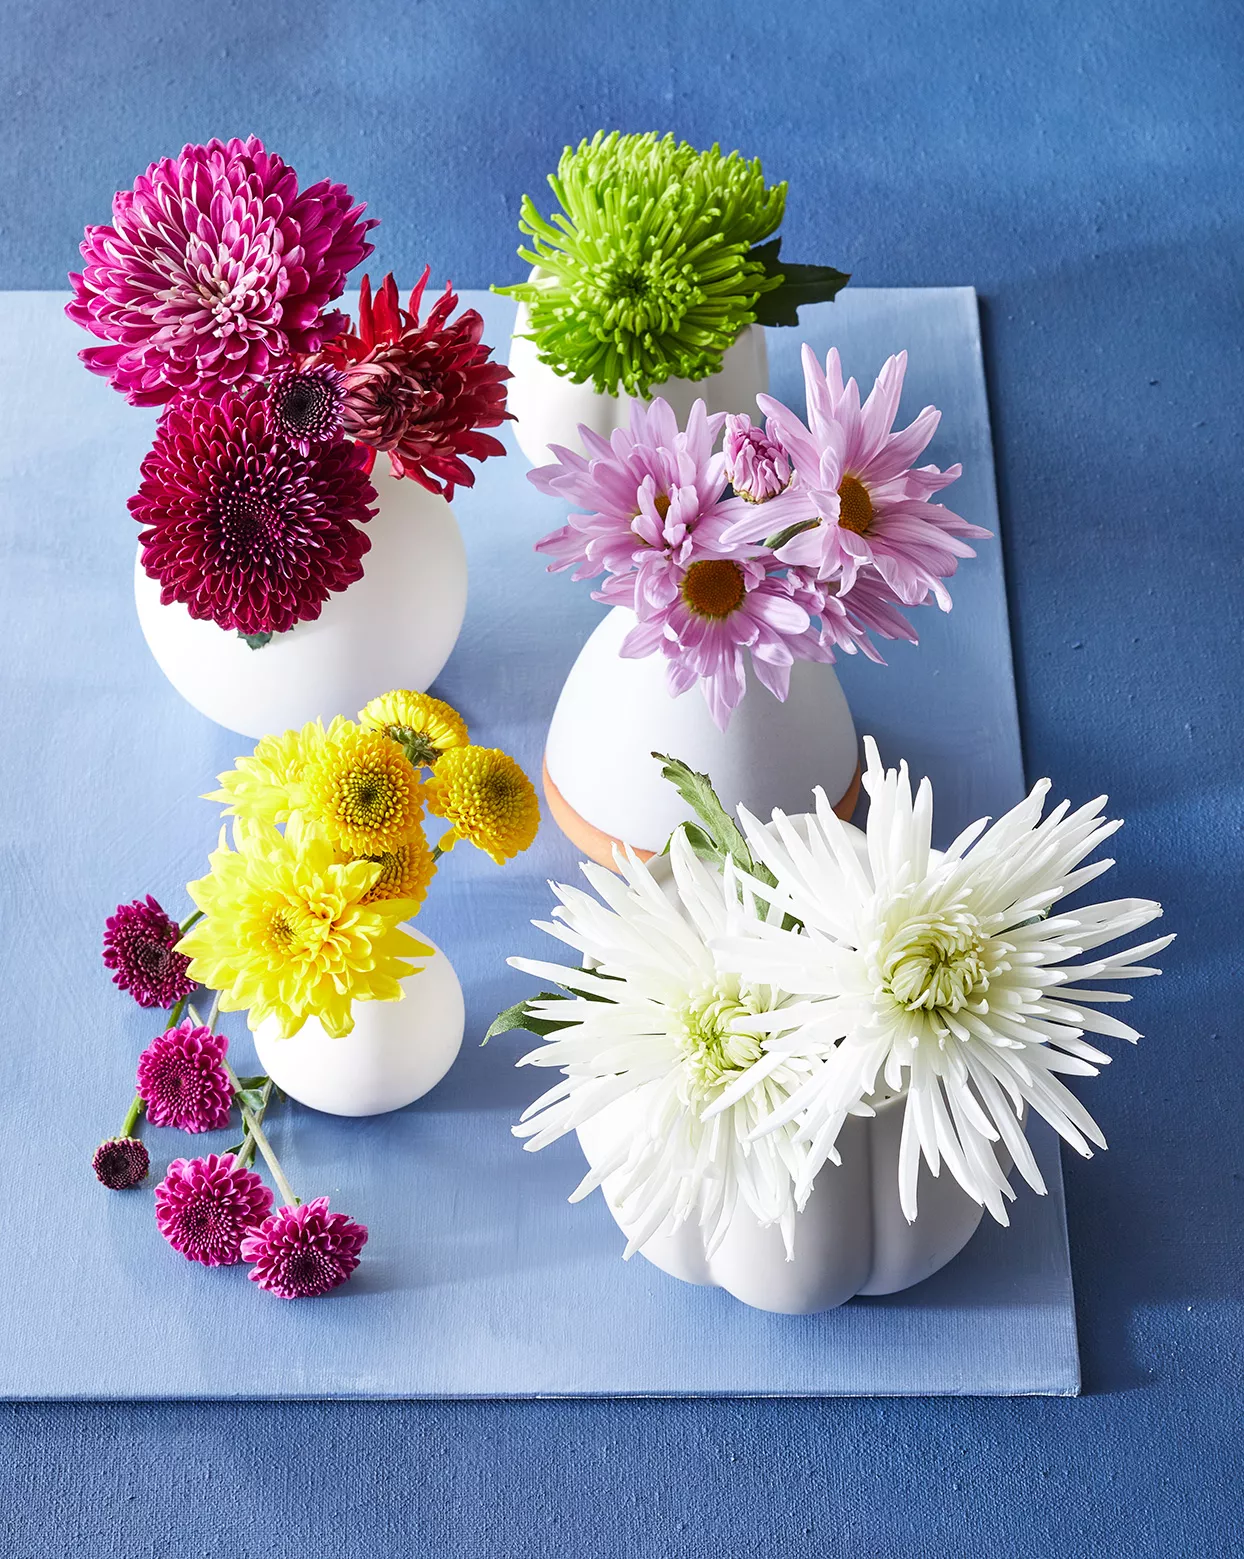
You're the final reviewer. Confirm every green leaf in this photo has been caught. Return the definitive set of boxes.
[669,821,728,871]
[748,238,850,328]
[233,1075,268,1091]
[763,518,822,552]
[651,753,758,874]
[484,993,576,1045]
[238,631,273,651]
[234,1086,268,1116]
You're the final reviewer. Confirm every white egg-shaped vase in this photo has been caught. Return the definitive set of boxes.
[508,291,769,466]
[577,1088,1001,1313]
[543,605,861,869]
[250,935,465,1117]
[134,453,468,739]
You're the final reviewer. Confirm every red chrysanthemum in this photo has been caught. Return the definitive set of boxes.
[67,136,375,406]
[241,1197,368,1298]
[313,269,511,499]
[130,392,377,635]
[154,1154,273,1267]
[102,894,196,1009]
[136,1020,234,1133]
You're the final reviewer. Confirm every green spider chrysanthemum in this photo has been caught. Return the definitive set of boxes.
[498,132,787,397]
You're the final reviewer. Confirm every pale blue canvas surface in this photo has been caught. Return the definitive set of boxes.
[0,287,1078,1397]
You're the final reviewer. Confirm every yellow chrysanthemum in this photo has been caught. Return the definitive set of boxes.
[359,690,469,769]
[359,823,438,910]
[300,724,425,856]
[206,715,352,827]
[426,746,540,864]
[178,819,429,1039]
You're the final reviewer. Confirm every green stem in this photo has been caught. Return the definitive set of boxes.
[223,1059,298,1207]
[119,1092,144,1139]
[180,909,203,934]
[168,994,188,1028]
[234,1079,273,1172]
[431,843,446,862]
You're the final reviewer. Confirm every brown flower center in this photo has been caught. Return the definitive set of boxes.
[680,559,747,619]
[836,473,874,536]
[653,493,671,522]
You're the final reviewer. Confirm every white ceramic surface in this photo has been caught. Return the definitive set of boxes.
[544,604,859,856]
[134,453,468,738]
[507,296,769,466]
[250,935,465,1117]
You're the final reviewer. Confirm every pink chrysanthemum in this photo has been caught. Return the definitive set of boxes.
[93,1136,150,1190]
[130,392,377,635]
[531,398,734,615]
[264,364,346,454]
[67,136,375,406]
[241,1197,368,1298]
[154,1153,273,1267]
[102,894,195,1009]
[313,270,511,499]
[723,347,990,606]
[723,412,791,503]
[136,1021,233,1133]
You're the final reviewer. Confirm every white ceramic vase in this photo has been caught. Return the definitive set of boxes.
[542,605,861,868]
[134,453,468,739]
[507,291,769,466]
[249,935,465,1117]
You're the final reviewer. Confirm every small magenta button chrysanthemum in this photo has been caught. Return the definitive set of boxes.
[92,1137,150,1191]
[264,364,346,455]
[154,1154,273,1267]
[136,1021,233,1133]
[242,1197,368,1298]
[102,894,195,1009]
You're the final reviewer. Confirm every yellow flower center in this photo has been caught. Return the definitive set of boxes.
[337,766,404,832]
[653,492,671,522]
[836,473,874,536]
[677,989,765,1101]
[680,558,746,619]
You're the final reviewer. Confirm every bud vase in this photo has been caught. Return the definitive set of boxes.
[507,286,769,467]
[133,454,468,739]
[249,935,465,1117]
[542,605,862,869]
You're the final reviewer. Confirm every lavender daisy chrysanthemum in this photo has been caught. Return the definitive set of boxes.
[102,895,195,1009]
[241,1198,368,1298]
[92,1136,150,1190]
[264,364,346,455]
[723,412,791,503]
[136,1021,233,1133]
[154,1154,273,1267]
[67,136,375,406]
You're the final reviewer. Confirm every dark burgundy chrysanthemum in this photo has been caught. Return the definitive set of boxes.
[241,1197,368,1298]
[129,392,377,635]
[136,1020,233,1133]
[67,136,375,406]
[154,1154,274,1267]
[265,364,346,454]
[93,1136,150,1190]
[102,894,195,1009]
[312,269,511,500]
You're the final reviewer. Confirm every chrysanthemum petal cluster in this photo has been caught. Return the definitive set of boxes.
[93,1136,150,1190]
[299,724,425,856]
[359,690,468,767]
[130,392,377,636]
[68,136,375,406]
[312,270,511,499]
[136,1020,233,1133]
[242,1197,368,1298]
[426,746,541,864]
[154,1153,274,1266]
[102,894,195,1009]
[500,132,786,396]
[264,364,346,454]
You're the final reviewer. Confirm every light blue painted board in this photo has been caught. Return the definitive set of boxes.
[0,288,1078,1397]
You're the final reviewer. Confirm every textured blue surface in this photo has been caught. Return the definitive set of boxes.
[1,0,1241,1552]
[0,287,1078,1400]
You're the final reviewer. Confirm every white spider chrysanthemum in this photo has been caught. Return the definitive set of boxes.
[709,738,1172,1225]
[511,830,817,1258]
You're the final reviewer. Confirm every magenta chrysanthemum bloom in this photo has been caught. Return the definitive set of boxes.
[264,364,346,454]
[130,392,377,635]
[103,894,195,1009]
[313,270,511,499]
[154,1153,273,1267]
[722,346,990,606]
[530,398,734,614]
[723,412,791,503]
[241,1197,368,1298]
[93,1136,150,1190]
[136,1020,233,1133]
[67,137,375,407]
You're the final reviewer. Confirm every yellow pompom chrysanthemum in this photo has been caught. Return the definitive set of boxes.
[426,746,540,864]
[206,715,351,827]
[359,690,469,769]
[359,824,438,910]
[178,819,429,1039]
[300,723,425,857]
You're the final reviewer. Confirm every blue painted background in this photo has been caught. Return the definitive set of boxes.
[2,0,1241,1553]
